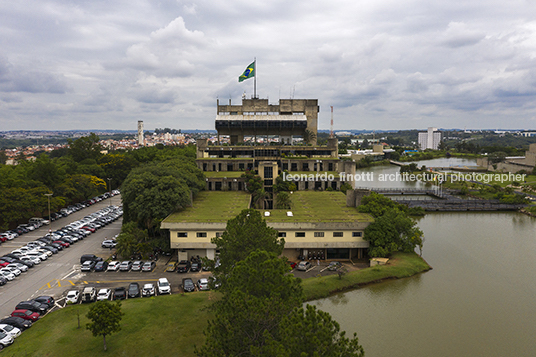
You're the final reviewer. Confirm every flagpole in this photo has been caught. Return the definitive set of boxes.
[253,58,257,99]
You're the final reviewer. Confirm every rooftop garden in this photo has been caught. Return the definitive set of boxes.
[163,191,250,223]
[263,191,374,223]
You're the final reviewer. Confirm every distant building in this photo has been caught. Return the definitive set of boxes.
[418,127,441,150]
[137,121,144,146]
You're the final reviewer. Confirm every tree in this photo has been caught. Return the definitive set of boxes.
[241,169,263,193]
[211,209,284,279]
[258,305,365,357]
[86,300,124,351]
[364,208,423,258]
[275,191,292,209]
[253,188,271,209]
[197,250,303,356]
[115,222,148,259]
[68,133,103,162]
[304,129,317,145]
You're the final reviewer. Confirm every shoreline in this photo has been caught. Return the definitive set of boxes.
[301,252,432,301]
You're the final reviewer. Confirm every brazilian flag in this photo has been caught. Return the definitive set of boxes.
[238,61,255,82]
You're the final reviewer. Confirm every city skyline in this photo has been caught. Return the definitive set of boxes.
[1,1,536,131]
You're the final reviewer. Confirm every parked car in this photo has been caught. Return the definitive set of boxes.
[0,276,6,286]
[11,309,40,322]
[107,261,121,272]
[119,261,133,272]
[142,283,155,297]
[288,261,297,270]
[97,288,112,301]
[327,261,342,271]
[0,270,15,281]
[81,260,96,272]
[0,331,14,350]
[197,278,210,291]
[113,287,127,300]
[66,290,80,304]
[176,260,191,273]
[182,278,195,292]
[34,296,55,309]
[81,287,97,303]
[0,317,32,331]
[296,261,312,271]
[190,261,202,272]
[0,324,21,339]
[157,278,171,294]
[128,283,140,298]
[15,301,47,314]
[141,261,155,272]
[80,254,102,264]
[165,262,177,272]
[131,261,143,271]
[94,261,108,272]
[101,240,117,248]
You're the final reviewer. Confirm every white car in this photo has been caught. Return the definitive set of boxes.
[0,331,14,349]
[26,251,48,261]
[107,261,121,271]
[65,290,80,304]
[19,256,41,265]
[2,266,21,276]
[197,278,210,291]
[97,288,112,301]
[7,263,28,273]
[37,248,53,257]
[157,278,171,294]
[11,247,34,256]
[0,324,21,339]
[0,269,15,281]
[142,284,155,297]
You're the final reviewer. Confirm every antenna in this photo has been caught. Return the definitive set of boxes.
[330,106,334,138]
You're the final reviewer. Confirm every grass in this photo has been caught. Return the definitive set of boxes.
[163,191,250,223]
[203,171,245,178]
[301,252,431,301]
[2,292,216,357]
[263,190,374,223]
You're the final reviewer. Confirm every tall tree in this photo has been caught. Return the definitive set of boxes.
[86,300,124,351]
[68,133,102,162]
[197,250,303,356]
[211,209,284,279]
[259,305,365,357]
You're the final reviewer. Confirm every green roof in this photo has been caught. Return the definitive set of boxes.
[163,191,250,223]
[163,190,373,224]
[204,171,245,178]
[263,191,373,223]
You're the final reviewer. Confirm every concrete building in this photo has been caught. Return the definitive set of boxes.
[161,190,373,262]
[215,98,318,145]
[137,120,144,146]
[418,127,441,150]
[197,97,356,205]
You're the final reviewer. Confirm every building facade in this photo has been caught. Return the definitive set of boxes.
[418,127,441,150]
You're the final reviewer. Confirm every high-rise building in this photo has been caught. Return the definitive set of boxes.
[137,120,144,146]
[418,127,441,150]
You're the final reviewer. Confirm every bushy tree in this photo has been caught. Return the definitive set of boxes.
[86,301,124,351]
[211,209,284,279]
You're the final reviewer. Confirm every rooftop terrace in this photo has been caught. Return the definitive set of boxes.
[262,191,373,223]
[163,190,373,224]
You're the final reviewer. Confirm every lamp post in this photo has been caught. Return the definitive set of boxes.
[107,178,112,207]
[44,193,52,233]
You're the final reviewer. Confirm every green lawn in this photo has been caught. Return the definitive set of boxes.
[162,191,251,223]
[2,292,215,357]
[302,252,431,301]
[263,190,373,223]
[203,171,245,178]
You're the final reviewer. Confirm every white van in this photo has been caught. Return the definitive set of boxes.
[29,217,50,225]
[157,278,171,294]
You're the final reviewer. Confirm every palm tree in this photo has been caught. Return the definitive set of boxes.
[253,189,271,209]
[303,129,317,145]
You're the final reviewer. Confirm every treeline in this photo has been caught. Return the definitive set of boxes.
[0,133,201,231]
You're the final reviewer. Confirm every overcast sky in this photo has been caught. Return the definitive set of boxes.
[1,0,536,132]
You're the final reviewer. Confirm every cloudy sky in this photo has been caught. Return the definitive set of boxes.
[1,0,536,132]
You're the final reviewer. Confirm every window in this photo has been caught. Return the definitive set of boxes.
[177,232,187,238]
[196,232,207,238]
[239,163,245,170]
[333,232,344,237]
[314,232,324,237]
[295,232,305,237]
[278,232,287,237]
[352,232,362,237]
[264,166,273,179]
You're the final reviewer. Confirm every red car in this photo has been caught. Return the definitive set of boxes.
[0,261,10,268]
[81,226,96,233]
[11,309,40,322]
[288,261,297,269]
[53,240,70,248]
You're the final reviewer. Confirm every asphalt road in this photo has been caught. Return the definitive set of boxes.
[0,197,122,319]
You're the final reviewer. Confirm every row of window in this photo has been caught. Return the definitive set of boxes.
[177,231,363,238]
